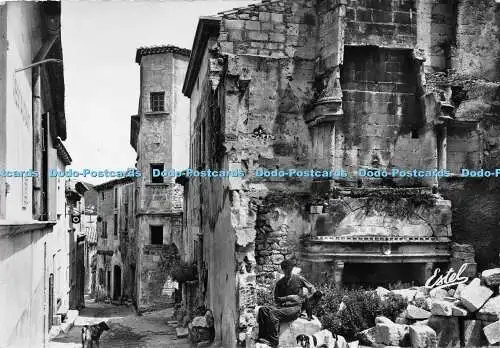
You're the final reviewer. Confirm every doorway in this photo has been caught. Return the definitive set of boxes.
[107,270,111,297]
[113,265,122,300]
[48,273,54,330]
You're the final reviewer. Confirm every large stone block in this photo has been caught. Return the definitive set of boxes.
[391,288,416,302]
[453,283,466,299]
[463,320,488,347]
[376,286,390,298]
[482,268,500,287]
[409,324,437,348]
[427,316,460,348]
[430,288,448,300]
[477,295,500,322]
[451,305,468,317]
[357,326,377,346]
[431,300,453,316]
[406,305,431,320]
[483,320,500,345]
[375,322,409,346]
[459,279,494,312]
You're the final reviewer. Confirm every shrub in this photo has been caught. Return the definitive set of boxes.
[171,261,197,283]
[312,286,408,341]
[380,293,408,321]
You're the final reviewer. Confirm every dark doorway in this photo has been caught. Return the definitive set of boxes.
[48,273,54,331]
[342,263,424,288]
[130,264,136,301]
[107,270,111,297]
[113,265,122,300]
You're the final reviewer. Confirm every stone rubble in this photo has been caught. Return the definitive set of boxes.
[483,320,500,345]
[409,324,437,348]
[458,278,494,312]
[353,266,500,348]
[477,295,500,321]
[482,268,500,286]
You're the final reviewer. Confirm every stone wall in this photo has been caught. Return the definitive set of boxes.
[439,178,500,270]
[218,0,317,60]
[341,46,421,171]
[135,50,189,312]
[344,0,417,48]
[254,193,311,280]
[452,0,500,82]
[137,214,182,311]
[183,0,500,346]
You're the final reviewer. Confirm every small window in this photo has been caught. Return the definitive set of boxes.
[150,225,163,245]
[150,92,165,112]
[114,214,118,236]
[101,192,105,200]
[114,187,118,208]
[124,203,129,231]
[102,220,107,238]
[150,163,164,184]
[99,268,104,285]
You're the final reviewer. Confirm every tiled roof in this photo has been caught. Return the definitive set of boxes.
[135,45,191,64]
[93,176,135,191]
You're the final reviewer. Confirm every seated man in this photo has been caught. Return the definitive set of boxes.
[257,259,319,348]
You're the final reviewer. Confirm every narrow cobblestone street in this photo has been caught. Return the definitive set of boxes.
[49,296,190,348]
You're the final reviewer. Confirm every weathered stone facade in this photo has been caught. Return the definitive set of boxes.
[0,2,74,346]
[181,0,499,346]
[94,177,136,304]
[131,46,190,312]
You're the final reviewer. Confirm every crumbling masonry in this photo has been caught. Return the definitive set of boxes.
[181,0,500,346]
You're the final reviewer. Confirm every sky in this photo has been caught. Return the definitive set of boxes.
[61,0,260,184]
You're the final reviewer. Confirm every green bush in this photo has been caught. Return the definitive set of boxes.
[380,292,408,321]
[312,286,407,341]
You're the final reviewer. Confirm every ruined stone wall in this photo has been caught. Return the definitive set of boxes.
[118,183,136,300]
[341,46,422,171]
[137,214,182,311]
[218,0,317,60]
[254,193,311,280]
[184,0,500,346]
[172,54,190,172]
[439,178,500,271]
[344,0,417,48]
[452,0,500,82]
[429,0,500,275]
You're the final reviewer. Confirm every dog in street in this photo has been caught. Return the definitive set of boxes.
[81,321,110,348]
[296,330,354,348]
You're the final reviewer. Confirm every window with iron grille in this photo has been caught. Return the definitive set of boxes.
[150,92,165,112]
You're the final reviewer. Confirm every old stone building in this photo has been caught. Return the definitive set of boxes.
[0,2,75,346]
[65,181,89,311]
[181,0,500,346]
[94,177,136,304]
[130,45,190,312]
